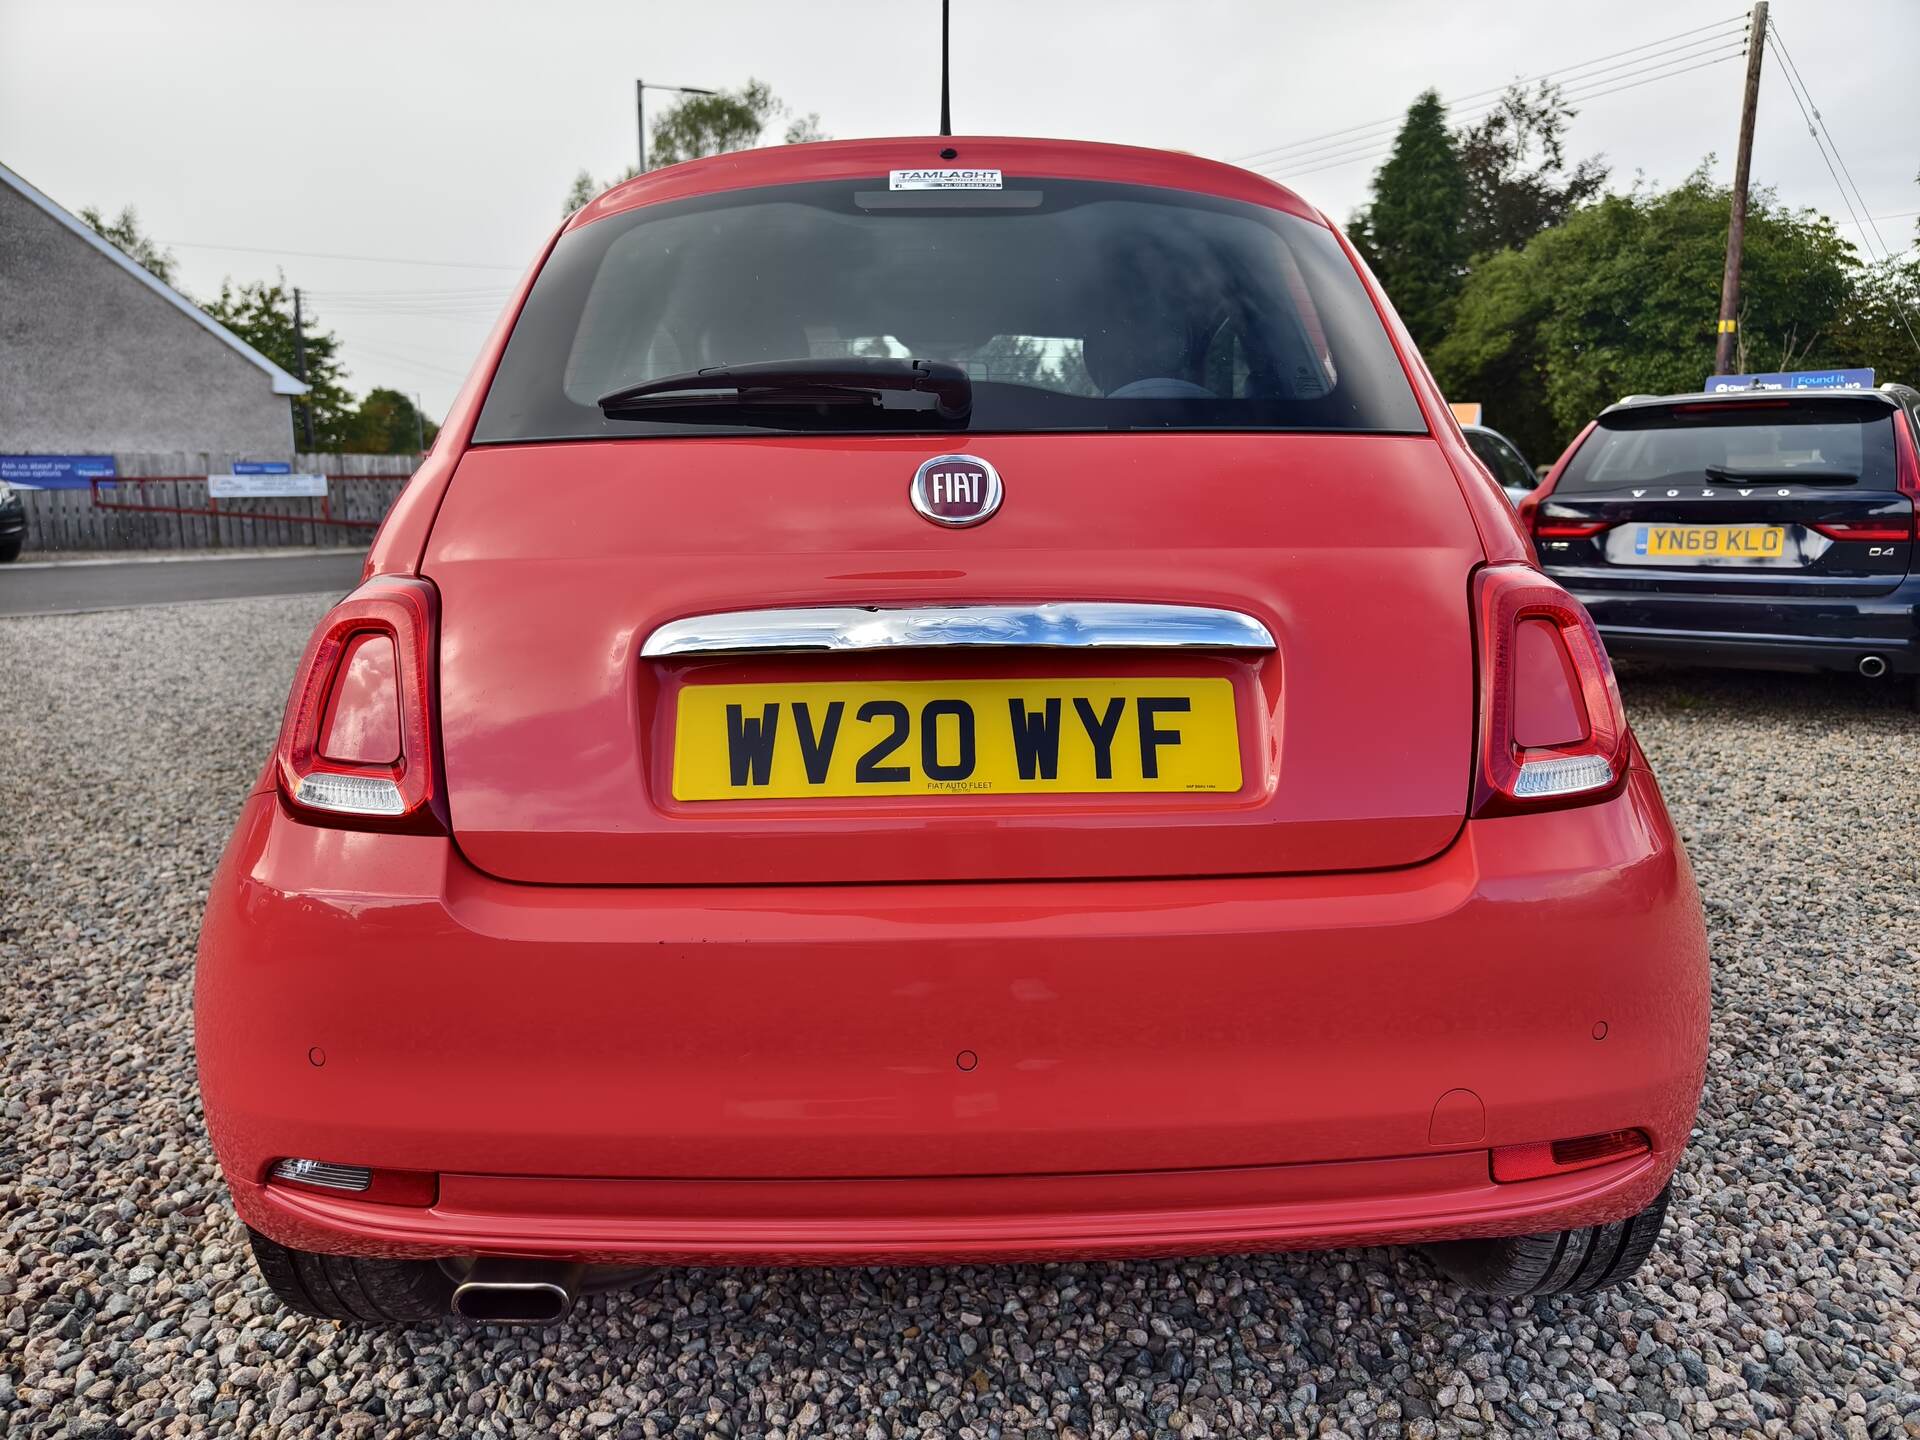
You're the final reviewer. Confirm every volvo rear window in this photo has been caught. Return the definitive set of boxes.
[1560,400,1899,489]
[473,178,1427,441]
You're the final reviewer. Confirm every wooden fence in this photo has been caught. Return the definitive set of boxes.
[16,453,418,553]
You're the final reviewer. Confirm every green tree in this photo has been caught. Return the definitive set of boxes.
[1829,251,1920,383]
[204,279,355,451]
[1456,83,1608,258]
[783,112,828,146]
[342,388,439,454]
[564,80,828,211]
[649,79,780,167]
[1430,169,1859,462]
[563,168,603,214]
[1350,91,1471,349]
[79,204,180,288]
[1828,188,1920,382]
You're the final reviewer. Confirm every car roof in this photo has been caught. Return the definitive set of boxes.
[1461,422,1523,448]
[1600,386,1909,417]
[568,136,1325,232]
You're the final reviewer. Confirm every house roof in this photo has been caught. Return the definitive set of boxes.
[0,159,308,396]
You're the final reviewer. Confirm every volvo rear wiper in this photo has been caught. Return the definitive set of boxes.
[599,358,972,426]
[1704,464,1859,486]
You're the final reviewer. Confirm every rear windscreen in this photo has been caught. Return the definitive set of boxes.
[472,178,1427,441]
[1559,401,1899,489]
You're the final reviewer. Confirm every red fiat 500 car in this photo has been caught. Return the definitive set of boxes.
[196,137,1708,1323]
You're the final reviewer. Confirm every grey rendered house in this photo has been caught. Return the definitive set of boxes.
[0,159,306,457]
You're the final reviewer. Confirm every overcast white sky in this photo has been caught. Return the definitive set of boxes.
[4,0,1916,417]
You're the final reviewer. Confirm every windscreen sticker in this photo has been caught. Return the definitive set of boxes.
[889,168,1003,191]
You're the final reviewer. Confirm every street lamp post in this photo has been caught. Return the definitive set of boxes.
[636,79,718,173]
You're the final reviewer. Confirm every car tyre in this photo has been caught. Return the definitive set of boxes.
[246,1225,454,1323]
[1422,1182,1671,1297]
[0,536,21,564]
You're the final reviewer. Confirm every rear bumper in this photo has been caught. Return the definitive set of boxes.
[232,1149,1668,1268]
[1569,579,1920,675]
[196,768,1708,1265]
[1597,626,1917,675]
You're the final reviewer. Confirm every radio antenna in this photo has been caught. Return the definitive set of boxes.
[939,0,952,136]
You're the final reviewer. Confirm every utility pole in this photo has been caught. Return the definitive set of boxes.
[412,393,427,455]
[1714,2,1769,376]
[291,286,315,452]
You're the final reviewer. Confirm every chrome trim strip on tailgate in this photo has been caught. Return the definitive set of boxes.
[642,603,1276,657]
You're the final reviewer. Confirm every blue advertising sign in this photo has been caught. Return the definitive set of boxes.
[232,461,293,475]
[0,454,117,489]
[1704,368,1876,393]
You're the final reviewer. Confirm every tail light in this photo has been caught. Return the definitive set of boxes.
[1472,564,1628,816]
[276,576,443,831]
[1819,422,1920,542]
[1530,516,1610,539]
[1809,518,1915,543]
[1898,409,1920,506]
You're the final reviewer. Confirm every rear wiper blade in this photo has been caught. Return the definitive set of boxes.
[599,358,971,424]
[1704,465,1859,486]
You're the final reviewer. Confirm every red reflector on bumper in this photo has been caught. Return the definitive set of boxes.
[1490,1129,1649,1183]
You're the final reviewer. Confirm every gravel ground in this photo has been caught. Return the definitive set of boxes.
[3,597,1918,1439]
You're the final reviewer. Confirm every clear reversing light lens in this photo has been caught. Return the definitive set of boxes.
[1513,753,1616,797]
[270,1158,372,1192]
[294,772,405,815]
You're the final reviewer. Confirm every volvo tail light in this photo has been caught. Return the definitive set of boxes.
[276,576,443,831]
[1897,409,1920,507]
[1809,519,1915,543]
[1473,565,1629,815]
[1530,516,1610,539]
[1512,491,1543,537]
[1811,414,1917,540]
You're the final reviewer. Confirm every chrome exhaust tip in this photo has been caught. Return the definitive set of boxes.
[451,1259,583,1323]
[1859,655,1888,679]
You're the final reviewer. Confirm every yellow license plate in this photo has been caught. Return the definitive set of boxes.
[673,677,1240,800]
[1637,524,1785,559]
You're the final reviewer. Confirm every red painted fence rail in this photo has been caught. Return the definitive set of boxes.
[90,476,385,531]
[13,466,415,553]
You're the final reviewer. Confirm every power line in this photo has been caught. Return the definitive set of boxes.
[1247,24,1749,175]
[312,299,504,315]
[339,341,474,380]
[1231,11,1748,166]
[1768,24,1908,265]
[1261,44,1749,182]
[1763,20,1920,363]
[1830,208,1918,237]
[327,310,500,326]
[306,284,509,299]
[160,238,520,272]
[1255,44,1747,179]
[1234,15,1746,166]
